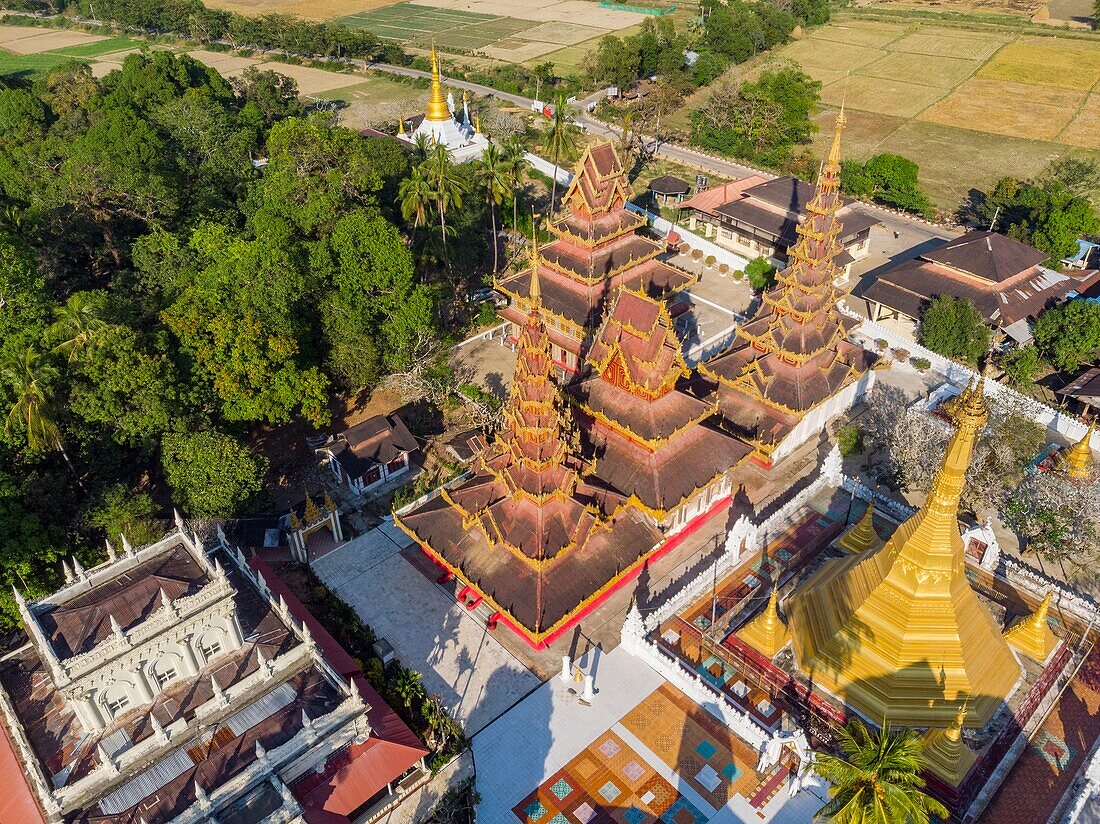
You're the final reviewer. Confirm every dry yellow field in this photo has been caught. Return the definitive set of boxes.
[977,37,1100,90]
[919,77,1085,141]
[820,71,946,118]
[226,61,365,94]
[0,27,105,54]
[1058,94,1100,149]
[186,48,260,74]
[888,29,1006,61]
[806,20,907,48]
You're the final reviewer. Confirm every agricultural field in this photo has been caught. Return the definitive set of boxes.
[707,16,1100,211]
[339,0,656,65]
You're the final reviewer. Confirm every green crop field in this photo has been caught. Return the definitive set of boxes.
[0,51,86,77]
[50,36,140,57]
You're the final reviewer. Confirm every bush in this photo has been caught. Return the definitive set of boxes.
[892,347,910,363]
[1000,344,1042,388]
[910,356,931,372]
[837,424,864,456]
[705,254,716,267]
[874,338,889,352]
[718,263,729,274]
[692,249,704,261]
[745,256,777,292]
[918,296,990,366]
[733,269,745,281]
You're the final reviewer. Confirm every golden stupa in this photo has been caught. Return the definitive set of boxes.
[426,44,451,122]
[1003,591,1060,663]
[787,379,1022,727]
[736,585,790,659]
[921,703,977,786]
[1060,418,1096,480]
[836,503,884,554]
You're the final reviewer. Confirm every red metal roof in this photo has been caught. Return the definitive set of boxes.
[0,719,45,824]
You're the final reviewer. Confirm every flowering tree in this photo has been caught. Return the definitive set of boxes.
[1004,471,1100,577]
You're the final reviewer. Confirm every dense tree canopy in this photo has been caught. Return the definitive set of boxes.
[1032,299,1100,372]
[917,295,990,365]
[841,153,931,217]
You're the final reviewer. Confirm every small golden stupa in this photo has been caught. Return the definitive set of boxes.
[1060,418,1096,480]
[787,379,1022,727]
[736,585,790,659]
[1003,591,1060,663]
[836,503,884,554]
[921,702,977,786]
[425,44,451,123]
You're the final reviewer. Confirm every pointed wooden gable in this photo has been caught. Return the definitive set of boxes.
[561,141,633,219]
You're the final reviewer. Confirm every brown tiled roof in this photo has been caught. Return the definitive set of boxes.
[585,289,686,398]
[715,198,878,247]
[571,377,710,443]
[678,175,769,215]
[1058,366,1100,402]
[540,234,659,281]
[745,175,855,213]
[322,415,418,478]
[856,254,1086,326]
[37,543,211,658]
[922,231,1046,283]
[551,209,646,246]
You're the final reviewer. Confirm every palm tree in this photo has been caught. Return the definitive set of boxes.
[813,718,948,824]
[412,132,432,162]
[49,291,108,361]
[544,93,579,215]
[392,667,422,710]
[478,142,509,275]
[619,107,634,152]
[502,135,527,236]
[1,347,81,483]
[422,143,466,272]
[399,164,433,250]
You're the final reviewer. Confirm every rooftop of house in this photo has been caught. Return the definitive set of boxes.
[1058,365,1100,403]
[319,414,418,477]
[921,230,1048,283]
[647,175,690,195]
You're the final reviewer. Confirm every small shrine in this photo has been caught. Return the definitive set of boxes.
[398,45,487,162]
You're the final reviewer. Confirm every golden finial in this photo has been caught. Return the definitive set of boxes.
[474,113,481,134]
[837,503,882,554]
[426,43,450,122]
[1063,417,1096,480]
[528,224,541,307]
[304,492,321,524]
[957,376,989,430]
[826,99,846,169]
[1004,591,1060,662]
[323,488,336,513]
[945,699,968,742]
[289,510,302,531]
[398,116,405,135]
[735,583,790,659]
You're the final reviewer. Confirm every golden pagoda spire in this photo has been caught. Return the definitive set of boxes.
[787,376,1021,727]
[528,233,541,306]
[837,501,883,554]
[397,116,405,135]
[1061,418,1096,480]
[736,584,790,659]
[826,101,846,170]
[1003,591,1060,662]
[426,44,450,123]
[921,701,977,786]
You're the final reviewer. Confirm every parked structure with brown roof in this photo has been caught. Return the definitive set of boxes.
[0,517,426,824]
[1058,366,1100,413]
[495,142,696,375]
[679,167,879,277]
[856,230,1099,343]
[647,175,691,207]
[570,288,752,530]
[316,414,418,495]
[700,111,877,467]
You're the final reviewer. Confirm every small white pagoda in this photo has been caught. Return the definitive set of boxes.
[399,45,487,163]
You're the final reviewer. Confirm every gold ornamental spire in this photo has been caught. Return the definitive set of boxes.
[921,702,977,786]
[1003,591,1060,662]
[736,585,790,659]
[837,502,883,554]
[397,116,405,135]
[787,376,1021,727]
[1062,418,1096,480]
[528,234,541,306]
[826,102,846,170]
[426,44,450,123]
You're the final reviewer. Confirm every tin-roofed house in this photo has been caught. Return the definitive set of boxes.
[316,415,419,495]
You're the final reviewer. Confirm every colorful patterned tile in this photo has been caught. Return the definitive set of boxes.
[623,760,645,782]
[572,753,601,779]
[599,737,622,759]
[598,779,622,803]
[696,740,717,760]
[660,796,708,824]
[572,802,596,823]
[1034,731,1075,772]
[692,614,712,630]
[623,807,646,824]
[524,799,549,821]
[551,778,573,801]
[548,815,569,824]
[721,761,743,781]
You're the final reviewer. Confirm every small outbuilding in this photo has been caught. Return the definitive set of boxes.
[648,175,691,207]
[316,414,419,494]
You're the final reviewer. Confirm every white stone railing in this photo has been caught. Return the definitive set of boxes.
[392,472,474,518]
[1058,736,1100,823]
[841,303,1099,451]
[621,606,769,750]
[839,476,916,524]
[60,573,236,684]
[625,202,752,275]
[998,556,1100,630]
[524,152,572,184]
[53,642,316,812]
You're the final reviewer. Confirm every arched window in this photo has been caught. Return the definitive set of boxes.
[103,683,132,718]
[198,631,223,664]
[151,656,180,690]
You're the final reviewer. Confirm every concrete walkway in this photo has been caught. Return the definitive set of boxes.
[312,520,540,735]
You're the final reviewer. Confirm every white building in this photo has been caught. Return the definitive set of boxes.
[398,46,487,163]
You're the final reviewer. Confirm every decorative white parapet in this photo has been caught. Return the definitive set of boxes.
[1059,737,1100,823]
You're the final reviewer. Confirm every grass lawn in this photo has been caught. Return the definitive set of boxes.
[50,36,140,57]
[0,51,86,77]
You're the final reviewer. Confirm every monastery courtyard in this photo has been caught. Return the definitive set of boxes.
[473,646,827,824]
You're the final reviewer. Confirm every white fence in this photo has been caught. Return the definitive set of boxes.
[625,202,752,274]
[842,303,1100,452]
[524,152,572,185]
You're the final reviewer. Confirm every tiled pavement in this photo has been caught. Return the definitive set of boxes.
[312,518,540,735]
[981,645,1100,823]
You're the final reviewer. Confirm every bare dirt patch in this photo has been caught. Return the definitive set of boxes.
[186,49,261,74]
[206,0,399,21]
[2,29,105,54]
[1058,94,1100,149]
[228,61,365,94]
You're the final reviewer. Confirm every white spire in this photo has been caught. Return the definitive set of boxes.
[254,739,268,762]
[121,533,134,556]
[71,556,85,577]
[211,675,227,705]
[160,587,173,612]
[97,743,117,774]
[194,780,211,809]
[109,614,125,642]
[150,713,168,743]
[174,508,185,532]
[62,559,73,584]
[12,585,25,611]
[105,539,117,563]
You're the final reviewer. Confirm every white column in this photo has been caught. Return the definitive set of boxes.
[133,668,154,702]
[75,696,105,733]
[230,612,246,650]
[581,674,595,703]
[183,638,201,675]
[559,655,571,684]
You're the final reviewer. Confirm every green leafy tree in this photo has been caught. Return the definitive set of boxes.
[86,483,162,547]
[0,466,66,631]
[502,134,528,233]
[399,164,433,244]
[1032,299,1100,372]
[813,718,948,824]
[163,223,330,427]
[161,430,267,518]
[583,35,640,91]
[745,256,777,291]
[392,666,423,710]
[917,296,990,365]
[0,231,51,363]
[422,143,467,272]
[1,347,80,479]
[48,291,109,361]
[999,344,1042,389]
[477,142,510,274]
[843,154,931,217]
[232,66,303,128]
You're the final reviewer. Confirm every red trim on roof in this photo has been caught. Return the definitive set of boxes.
[0,719,45,824]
